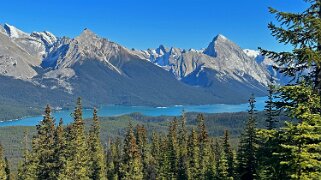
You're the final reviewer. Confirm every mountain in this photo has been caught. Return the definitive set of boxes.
[133,34,270,100]
[0,23,272,113]
[243,49,291,84]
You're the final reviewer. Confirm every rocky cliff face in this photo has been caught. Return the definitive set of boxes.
[0,23,273,108]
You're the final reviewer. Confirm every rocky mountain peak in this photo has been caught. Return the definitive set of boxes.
[3,23,29,38]
[76,28,100,43]
[203,34,235,57]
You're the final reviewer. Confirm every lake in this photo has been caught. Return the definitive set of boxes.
[0,96,267,127]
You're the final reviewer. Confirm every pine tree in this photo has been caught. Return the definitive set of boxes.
[177,112,190,179]
[265,77,279,130]
[274,84,321,179]
[17,131,37,180]
[150,132,160,178]
[0,144,7,180]
[120,122,143,180]
[188,128,200,179]
[4,157,11,180]
[214,139,222,179]
[217,151,230,180]
[236,95,258,180]
[65,97,90,179]
[222,130,234,179]
[32,104,56,179]
[107,138,122,180]
[259,1,321,178]
[53,118,68,179]
[256,77,281,179]
[159,135,170,179]
[88,108,107,180]
[207,138,217,180]
[197,114,210,179]
[167,117,179,178]
[260,0,321,98]
[135,124,150,179]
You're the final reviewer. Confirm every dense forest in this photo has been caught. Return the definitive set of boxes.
[1,0,321,179]
[0,95,279,180]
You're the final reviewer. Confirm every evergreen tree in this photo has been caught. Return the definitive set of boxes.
[188,128,200,179]
[32,104,56,179]
[135,124,150,179]
[217,151,230,180]
[159,135,170,179]
[167,117,179,178]
[197,114,210,179]
[53,118,68,179]
[177,112,190,179]
[88,108,107,180]
[0,144,7,180]
[260,1,321,178]
[256,77,281,179]
[107,138,122,180]
[207,138,217,180]
[150,132,160,178]
[214,139,222,179]
[65,97,90,179]
[4,157,11,180]
[222,130,234,179]
[120,122,143,180]
[260,0,321,98]
[236,95,258,180]
[17,131,37,180]
[265,77,279,130]
[275,84,321,179]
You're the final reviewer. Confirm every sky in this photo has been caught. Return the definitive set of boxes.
[0,0,308,52]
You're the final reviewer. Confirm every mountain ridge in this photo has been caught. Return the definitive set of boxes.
[0,23,272,109]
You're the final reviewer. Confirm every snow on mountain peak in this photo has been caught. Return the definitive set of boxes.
[3,23,29,38]
[243,49,260,58]
[215,34,227,41]
[30,31,57,47]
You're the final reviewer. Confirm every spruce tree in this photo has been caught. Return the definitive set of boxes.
[17,131,37,180]
[0,144,7,180]
[65,97,90,180]
[222,130,234,179]
[265,77,279,130]
[53,118,68,179]
[32,104,56,179]
[159,135,170,179]
[120,122,143,180]
[214,139,222,179]
[260,0,321,98]
[135,124,150,179]
[275,84,321,179]
[150,132,160,178]
[236,95,258,180]
[167,117,179,178]
[88,108,107,180]
[177,112,190,179]
[217,151,230,180]
[197,114,210,179]
[260,1,321,178]
[4,157,10,180]
[107,138,122,180]
[188,128,200,179]
[207,138,217,180]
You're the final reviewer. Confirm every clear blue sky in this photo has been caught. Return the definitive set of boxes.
[0,0,307,51]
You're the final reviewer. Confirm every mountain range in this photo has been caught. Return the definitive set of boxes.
[0,23,276,110]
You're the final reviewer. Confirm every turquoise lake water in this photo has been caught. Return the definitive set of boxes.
[0,96,267,127]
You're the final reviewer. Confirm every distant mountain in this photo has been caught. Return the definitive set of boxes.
[0,23,273,111]
[243,49,291,85]
[133,34,270,100]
